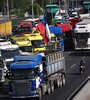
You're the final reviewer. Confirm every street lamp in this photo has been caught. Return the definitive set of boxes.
[32,0,34,18]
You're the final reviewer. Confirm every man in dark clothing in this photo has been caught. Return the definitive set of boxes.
[79,57,85,66]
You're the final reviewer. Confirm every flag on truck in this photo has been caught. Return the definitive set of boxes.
[36,16,51,44]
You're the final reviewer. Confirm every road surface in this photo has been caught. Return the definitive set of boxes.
[0,50,90,100]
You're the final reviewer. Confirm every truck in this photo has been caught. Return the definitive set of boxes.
[8,50,66,99]
[24,33,46,52]
[67,76,90,100]
[74,18,90,50]
[10,34,33,52]
[0,54,5,85]
[0,41,21,76]
[18,20,32,34]
[0,20,12,37]
[18,18,40,34]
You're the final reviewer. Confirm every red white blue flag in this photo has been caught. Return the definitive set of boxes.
[36,16,51,44]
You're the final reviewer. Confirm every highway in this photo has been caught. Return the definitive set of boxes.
[0,50,90,100]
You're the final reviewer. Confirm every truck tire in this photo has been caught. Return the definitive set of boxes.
[56,77,60,87]
[50,81,54,93]
[38,87,42,100]
[62,74,66,86]
[56,76,62,87]
[47,83,51,94]
[59,76,63,87]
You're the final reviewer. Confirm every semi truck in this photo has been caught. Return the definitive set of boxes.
[24,33,46,52]
[10,34,32,52]
[8,50,66,99]
[74,18,90,50]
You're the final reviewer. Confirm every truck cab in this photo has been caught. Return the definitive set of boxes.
[9,54,43,99]
[25,33,46,52]
[10,34,32,52]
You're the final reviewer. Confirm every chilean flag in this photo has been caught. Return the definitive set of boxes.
[36,16,51,44]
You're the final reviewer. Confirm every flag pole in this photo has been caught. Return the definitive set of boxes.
[43,0,46,17]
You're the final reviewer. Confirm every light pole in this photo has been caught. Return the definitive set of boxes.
[32,0,34,18]
[64,0,68,16]
[59,0,61,15]
[6,0,9,19]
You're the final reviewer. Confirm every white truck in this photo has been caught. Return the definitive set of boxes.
[74,18,90,50]
[0,38,20,76]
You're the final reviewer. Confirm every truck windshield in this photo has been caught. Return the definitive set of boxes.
[75,33,89,39]
[51,37,56,42]
[9,69,37,80]
[32,40,45,48]
[19,27,32,33]
[20,46,32,52]
[1,49,20,59]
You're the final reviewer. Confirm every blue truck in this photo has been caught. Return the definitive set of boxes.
[8,50,66,99]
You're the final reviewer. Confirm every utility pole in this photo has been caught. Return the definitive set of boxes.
[6,0,10,19]
[59,0,61,15]
[32,0,34,18]
[64,0,68,16]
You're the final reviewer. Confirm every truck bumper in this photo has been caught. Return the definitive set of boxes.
[9,91,39,99]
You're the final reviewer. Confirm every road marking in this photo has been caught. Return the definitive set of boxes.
[70,63,76,68]
[70,56,86,69]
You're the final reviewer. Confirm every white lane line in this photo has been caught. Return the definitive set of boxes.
[70,56,86,69]
[70,63,76,68]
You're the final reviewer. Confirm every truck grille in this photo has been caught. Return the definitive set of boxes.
[77,41,87,48]
[12,80,32,95]
[76,39,88,48]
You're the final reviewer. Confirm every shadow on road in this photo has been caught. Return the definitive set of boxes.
[67,72,81,76]
[68,50,90,57]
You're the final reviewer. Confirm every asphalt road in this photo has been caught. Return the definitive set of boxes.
[1,50,90,100]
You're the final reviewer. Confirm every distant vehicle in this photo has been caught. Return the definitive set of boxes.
[74,18,90,50]
[0,40,20,76]
[24,32,46,52]
[0,55,5,85]
[54,19,74,50]
[25,18,41,27]
[9,50,66,99]
[68,11,80,28]
[0,20,12,37]
[18,18,41,34]
[83,1,90,13]
[10,34,32,52]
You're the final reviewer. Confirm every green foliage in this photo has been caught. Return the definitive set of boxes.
[0,0,51,17]
[14,9,24,17]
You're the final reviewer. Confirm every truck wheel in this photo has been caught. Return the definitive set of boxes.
[51,81,54,93]
[38,88,42,100]
[59,76,63,87]
[62,74,66,86]
[47,83,51,94]
[56,77,60,87]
